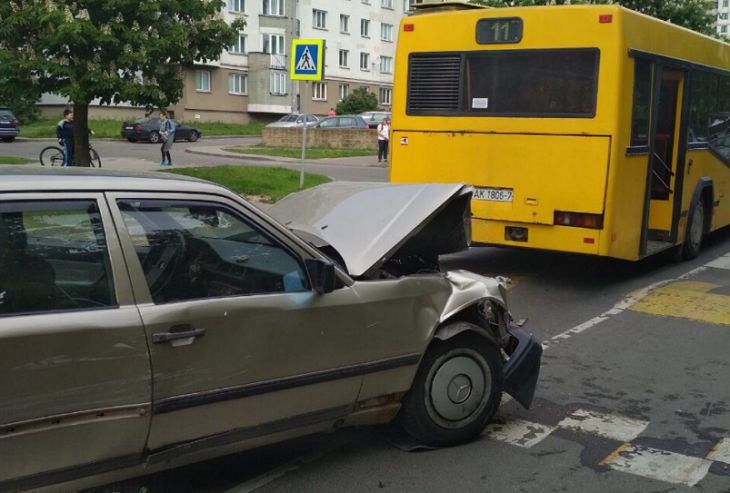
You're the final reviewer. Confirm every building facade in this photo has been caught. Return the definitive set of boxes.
[296,0,410,115]
[39,0,409,123]
[717,0,730,36]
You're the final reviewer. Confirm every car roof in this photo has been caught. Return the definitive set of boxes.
[0,167,235,197]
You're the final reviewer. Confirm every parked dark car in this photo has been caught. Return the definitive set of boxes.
[121,117,202,143]
[360,111,391,129]
[0,107,20,142]
[313,115,369,129]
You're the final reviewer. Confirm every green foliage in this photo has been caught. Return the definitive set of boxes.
[0,156,34,165]
[336,87,379,115]
[469,0,716,36]
[164,166,332,203]
[0,0,245,164]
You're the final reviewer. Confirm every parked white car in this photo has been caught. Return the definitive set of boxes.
[265,113,320,128]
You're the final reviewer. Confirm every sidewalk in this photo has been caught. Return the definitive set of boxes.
[185,145,389,168]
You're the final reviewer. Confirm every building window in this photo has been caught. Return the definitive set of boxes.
[229,33,246,54]
[381,23,393,42]
[262,0,284,16]
[339,84,350,100]
[721,13,729,19]
[229,73,247,94]
[380,56,393,74]
[361,19,370,37]
[382,0,393,8]
[262,33,284,55]
[360,52,370,71]
[270,72,287,95]
[313,9,327,29]
[340,14,350,33]
[725,0,729,7]
[195,70,211,92]
[379,88,392,105]
[723,25,728,33]
[339,49,349,68]
[228,0,244,13]
[312,82,327,101]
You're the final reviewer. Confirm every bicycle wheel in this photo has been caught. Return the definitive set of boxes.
[39,146,65,167]
[90,148,102,168]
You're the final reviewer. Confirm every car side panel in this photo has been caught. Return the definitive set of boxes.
[0,193,151,487]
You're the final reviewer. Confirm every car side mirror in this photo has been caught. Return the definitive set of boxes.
[305,258,336,295]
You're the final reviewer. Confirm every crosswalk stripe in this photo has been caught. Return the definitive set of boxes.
[556,409,649,442]
[602,444,712,487]
[484,417,555,448]
[706,254,730,270]
[706,437,730,465]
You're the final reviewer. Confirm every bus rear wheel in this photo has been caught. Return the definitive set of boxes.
[682,198,706,260]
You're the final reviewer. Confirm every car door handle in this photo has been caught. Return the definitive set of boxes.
[152,326,206,344]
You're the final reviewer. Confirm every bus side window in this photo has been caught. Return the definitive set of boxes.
[630,59,652,148]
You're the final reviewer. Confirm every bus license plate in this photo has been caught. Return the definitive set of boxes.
[474,187,513,202]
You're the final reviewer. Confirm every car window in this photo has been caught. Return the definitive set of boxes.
[280,114,297,122]
[340,118,355,127]
[0,111,14,120]
[306,114,318,122]
[117,199,310,304]
[0,200,116,316]
[319,118,337,128]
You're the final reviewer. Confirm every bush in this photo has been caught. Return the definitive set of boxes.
[336,87,378,115]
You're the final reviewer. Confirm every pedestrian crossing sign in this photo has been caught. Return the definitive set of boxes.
[291,39,325,81]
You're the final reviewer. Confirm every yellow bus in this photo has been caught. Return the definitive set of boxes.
[390,3,730,260]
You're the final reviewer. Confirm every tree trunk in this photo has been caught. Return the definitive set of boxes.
[73,102,91,167]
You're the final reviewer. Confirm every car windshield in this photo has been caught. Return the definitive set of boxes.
[280,114,299,122]
[0,111,14,119]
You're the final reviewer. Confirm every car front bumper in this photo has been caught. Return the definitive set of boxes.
[503,327,543,409]
[0,128,19,137]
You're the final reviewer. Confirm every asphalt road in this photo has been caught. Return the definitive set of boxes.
[85,228,730,493]
[0,137,389,182]
[9,137,728,492]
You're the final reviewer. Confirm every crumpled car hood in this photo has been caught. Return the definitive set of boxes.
[267,182,472,278]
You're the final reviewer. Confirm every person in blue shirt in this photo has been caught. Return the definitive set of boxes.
[159,111,176,167]
[56,109,74,166]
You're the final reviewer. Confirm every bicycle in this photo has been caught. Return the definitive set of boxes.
[39,134,101,167]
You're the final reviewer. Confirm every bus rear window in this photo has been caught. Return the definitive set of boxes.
[465,49,599,117]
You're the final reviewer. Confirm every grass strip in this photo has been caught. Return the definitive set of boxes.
[226,145,376,159]
[21,119,264,139]
[164,165,330,203]
[0,155,34,165]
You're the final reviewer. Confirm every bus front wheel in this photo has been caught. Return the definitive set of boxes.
[682,197,706,260]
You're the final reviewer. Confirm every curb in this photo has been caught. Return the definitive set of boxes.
[185,147,389,168]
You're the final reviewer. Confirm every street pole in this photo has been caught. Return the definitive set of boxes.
[300,80,307,189]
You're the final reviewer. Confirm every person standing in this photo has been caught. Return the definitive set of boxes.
[377,117,390,163]
[327,107,336,117]
[56,109,74,166]
[159,111,176,167]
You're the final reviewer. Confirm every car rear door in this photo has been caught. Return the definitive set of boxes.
[106,192,369,461]
[0,193,151,491]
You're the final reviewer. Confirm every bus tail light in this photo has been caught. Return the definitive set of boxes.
[554,211,604,229]
[599,14,613,23]
[404,23,414,32]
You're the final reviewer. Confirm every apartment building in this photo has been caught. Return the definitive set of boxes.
[297,0,410,115]
[717,0,730,36]
[39,0,409,123]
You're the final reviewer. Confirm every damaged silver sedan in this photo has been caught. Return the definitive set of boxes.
[0,169,541,492]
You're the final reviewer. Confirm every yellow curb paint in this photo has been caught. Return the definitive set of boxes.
[629,281,730,326]
[600,442,631,465]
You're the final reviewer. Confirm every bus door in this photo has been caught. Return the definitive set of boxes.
[642,66,687,257]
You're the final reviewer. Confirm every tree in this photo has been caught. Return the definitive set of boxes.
[336,87,379,115]
[0,1,244,165]
[469,0,716,36]
[0,74,40,124]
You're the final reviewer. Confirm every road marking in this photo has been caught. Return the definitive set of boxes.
[706,253,730,270]
[629,281,730,326]
[602,443,712,487]
[706,437,730,465]
[557,409,649,442]
[541,263,709,350]
[484,416,555,448]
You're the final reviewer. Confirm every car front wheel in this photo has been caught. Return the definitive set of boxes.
[397,330,503,447]
[188,131,199,142]
[148,131,160,144]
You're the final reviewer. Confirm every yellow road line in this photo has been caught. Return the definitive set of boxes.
[629,281,730,326]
